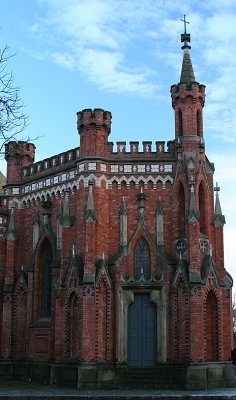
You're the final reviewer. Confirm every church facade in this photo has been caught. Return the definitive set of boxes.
[0,30,234,390]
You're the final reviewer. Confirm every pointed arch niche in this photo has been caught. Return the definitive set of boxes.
[65,292,80,359]
[12,286,27,359]
[34,239,53,320]
[205,290,219,361]
[95,274,113,362]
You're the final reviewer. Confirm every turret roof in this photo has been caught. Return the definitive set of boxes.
[179,17,196,84]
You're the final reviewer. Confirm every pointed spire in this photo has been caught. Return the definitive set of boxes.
[156,196,163,215]
[156,196,164,245]
[33,209,39,225]
[213,183,225,226]
[119,197,127,216]
[179,15,196,84]
[120,197,127,247]
[7,206,17,240]
[84,181,97,222]
[136,189,147,220]
[187,182,199,223]
[62,190,72,227]
[33,209,40,249]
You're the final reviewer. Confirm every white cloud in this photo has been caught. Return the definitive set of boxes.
[50,52,75,70]
[28,0,236,139]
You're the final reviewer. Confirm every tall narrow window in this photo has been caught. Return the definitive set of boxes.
[178,109,183,136]
[199,182,206,235]
[134,238,150,279]
[41,240,53,317]
[197,109,202,137]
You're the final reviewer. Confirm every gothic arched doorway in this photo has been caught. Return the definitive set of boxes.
[128,293,157,367]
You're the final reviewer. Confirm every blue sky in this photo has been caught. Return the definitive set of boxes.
[1,0,236,288]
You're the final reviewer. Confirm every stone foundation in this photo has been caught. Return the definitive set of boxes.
[0,361,235,390]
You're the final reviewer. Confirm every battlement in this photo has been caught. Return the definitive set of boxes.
[77,108,111,133]
[5,141,35,162]
[21,147,80,180]
[109,140,175,158]
[5,141,36,183]
[18,140,175,183]
[171,82,206,100]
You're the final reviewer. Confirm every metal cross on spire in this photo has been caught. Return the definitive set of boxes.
[180,14,190,34]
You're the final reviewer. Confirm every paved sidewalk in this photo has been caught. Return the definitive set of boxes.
[0,381,235,399]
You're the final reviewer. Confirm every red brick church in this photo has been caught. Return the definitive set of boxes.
[0,28,234,390]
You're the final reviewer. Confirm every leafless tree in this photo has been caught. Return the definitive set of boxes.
[0,45,28,156]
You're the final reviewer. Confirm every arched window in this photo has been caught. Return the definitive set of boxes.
[134,238,150,278]
[41,240,53,317]
[197,109,202,137]
[178,183,185,235]
[199,182,206,235]
[178,109,183,136]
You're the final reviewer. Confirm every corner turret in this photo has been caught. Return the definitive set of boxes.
[5,141,35,183]
[171,17,205,139]
[77,108,111,157]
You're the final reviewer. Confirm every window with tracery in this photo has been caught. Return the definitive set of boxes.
[134,238,150,278]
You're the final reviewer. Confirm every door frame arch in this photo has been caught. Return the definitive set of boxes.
[118,287,166,364]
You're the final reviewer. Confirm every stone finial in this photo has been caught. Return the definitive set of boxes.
[62,190,72,228]
[120,197,127,247]
[7,205,17,240]
[84,181,97,222]
[136,190,147,219]
[156,196,164,246]
[213,182,225,227]
[156,196,163,215]
[187,183,199,223]
[119,197,127,216]
[41,199,51,226]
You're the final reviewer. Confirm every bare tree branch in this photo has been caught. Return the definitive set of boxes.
[0,45,28,156]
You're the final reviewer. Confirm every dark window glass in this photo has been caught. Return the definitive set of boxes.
[134,238,150,279]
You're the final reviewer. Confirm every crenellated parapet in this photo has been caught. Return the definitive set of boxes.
[21,147,80,180]
[5,141,35,183]
[77,108,111,132]
[171,82,205,107]
[77,109,112,157]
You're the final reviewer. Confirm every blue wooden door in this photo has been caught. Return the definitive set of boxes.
[128,293,157,367]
